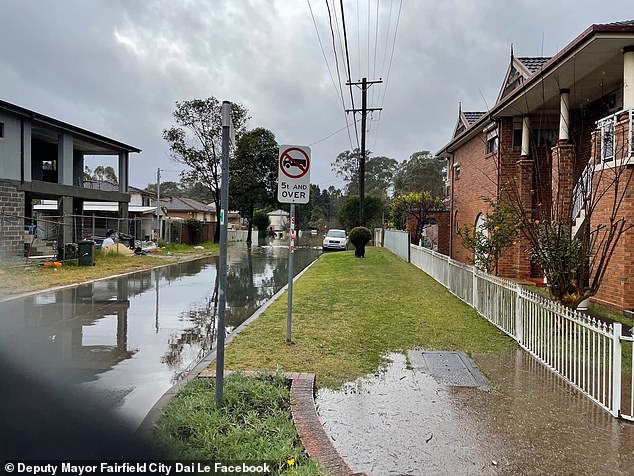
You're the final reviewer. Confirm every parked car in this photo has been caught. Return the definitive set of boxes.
[322,229,348,251]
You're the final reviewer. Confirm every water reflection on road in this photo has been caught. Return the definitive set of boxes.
[0,244,319,427]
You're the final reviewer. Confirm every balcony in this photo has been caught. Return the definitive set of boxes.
[596,108,633,165]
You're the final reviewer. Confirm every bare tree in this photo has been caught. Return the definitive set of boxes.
[501,113,633,309]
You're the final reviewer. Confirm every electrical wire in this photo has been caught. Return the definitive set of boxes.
[372,0,403,150]
[338,0,361,150]
[310,118,362,146]
[325,0,355,151]
[306,0,341,103]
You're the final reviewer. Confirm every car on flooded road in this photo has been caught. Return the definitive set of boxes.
[322,229,348,251]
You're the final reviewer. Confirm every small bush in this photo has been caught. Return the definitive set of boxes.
[186,218,203,244]
[349,226,372,258]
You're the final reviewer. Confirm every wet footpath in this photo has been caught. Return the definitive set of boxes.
[317,351,634,476]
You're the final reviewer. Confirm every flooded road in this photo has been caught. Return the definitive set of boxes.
[317,351,634,475]
[0,244,319,427]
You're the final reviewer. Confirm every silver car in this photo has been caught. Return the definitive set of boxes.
[322,229,348,251]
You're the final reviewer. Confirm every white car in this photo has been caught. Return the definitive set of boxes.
[322,229,348,251]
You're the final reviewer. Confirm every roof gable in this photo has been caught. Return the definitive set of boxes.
[496,56,551,103]
[453,111,486,138]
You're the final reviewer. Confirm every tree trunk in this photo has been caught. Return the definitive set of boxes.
[246,216,253,245]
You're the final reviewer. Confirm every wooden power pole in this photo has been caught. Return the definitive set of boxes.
[346,77,382,226]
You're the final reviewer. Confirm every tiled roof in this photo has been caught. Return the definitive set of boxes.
[602,20,634,27]
[463,111,486,125]
[83,180,145,194]
[517,57,551,74]
[161,196,214,212]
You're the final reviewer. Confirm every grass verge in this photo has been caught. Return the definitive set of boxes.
[0,242,219,299]
[154,373,323,475]
[223,247,517,388]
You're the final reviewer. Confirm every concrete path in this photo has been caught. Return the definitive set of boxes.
[317,350,634,476]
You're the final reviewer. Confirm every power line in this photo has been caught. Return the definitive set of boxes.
[379,0,402,109]
[306,0,341,103]
[325,0,355,150]
[371,0,380,106]
[338,0,361,150]
[356,0,361,80]
[372,0,403,151]
[310,118,362,146]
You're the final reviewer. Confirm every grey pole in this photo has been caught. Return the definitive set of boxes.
[215,101,231,407]
[156,168,161,241]
[286,203,295,343]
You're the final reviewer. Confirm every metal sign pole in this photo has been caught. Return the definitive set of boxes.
[215,101,231,408]
[286,204,295,343]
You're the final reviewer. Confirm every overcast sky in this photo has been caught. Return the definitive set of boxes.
[1,1,631,191]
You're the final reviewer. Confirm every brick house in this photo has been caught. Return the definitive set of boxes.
[437,21,634,312]
[0,99,140,261]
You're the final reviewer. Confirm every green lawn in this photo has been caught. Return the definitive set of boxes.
[0,242,219,299]
[154,373,323,475]
[223,247,517,388]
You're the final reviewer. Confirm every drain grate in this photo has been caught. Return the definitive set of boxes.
[407,350,490,389]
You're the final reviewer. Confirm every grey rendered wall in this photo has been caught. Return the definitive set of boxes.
[0,111,22,181]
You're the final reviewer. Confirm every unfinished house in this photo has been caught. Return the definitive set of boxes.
[0,99,140,261]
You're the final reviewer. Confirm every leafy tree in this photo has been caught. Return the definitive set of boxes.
[331,148,397,196]
[308,206,326,231]
[456,198,520,273]
[393,150,446,197]
[391,192,445,244]
[339,194,385,231]
[229,128,278,244]
[163,97,250,242]
[252,209,270,231]
[84,165,118,184]
[144,181,184,198]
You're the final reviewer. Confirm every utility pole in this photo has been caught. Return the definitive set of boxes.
[346,77,382,226]
[156,168,161,241]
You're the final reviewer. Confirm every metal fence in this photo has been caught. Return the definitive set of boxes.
[40,215,147,241]
[383,229,410,262]
[383,238,634,421]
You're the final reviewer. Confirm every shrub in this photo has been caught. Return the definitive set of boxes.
[349,226,372,258]
[252,209,270,231]
[186,218,203,244]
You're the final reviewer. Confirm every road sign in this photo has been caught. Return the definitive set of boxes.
[278,145,311,204]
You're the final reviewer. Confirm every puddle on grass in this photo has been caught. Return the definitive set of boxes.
[316,351,634,476]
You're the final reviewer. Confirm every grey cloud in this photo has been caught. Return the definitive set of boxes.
[1,0,632,189]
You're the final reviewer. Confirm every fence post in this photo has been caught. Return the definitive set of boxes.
[515,284,523,343]
[612,322,622,417]
[472,267,478,309]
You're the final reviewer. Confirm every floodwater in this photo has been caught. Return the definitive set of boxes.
[317,351,634,476]
[0,244,319,428]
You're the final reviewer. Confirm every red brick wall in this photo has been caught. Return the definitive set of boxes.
[406,211,450,255]
[450,131,498,265]
[589,115,634,311]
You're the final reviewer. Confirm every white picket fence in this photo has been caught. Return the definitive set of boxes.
[382,230,634,420]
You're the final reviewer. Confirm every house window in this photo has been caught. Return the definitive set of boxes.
[454,163,461,179]
[0,122,4,138]
[600,120,615,161]
[513,128,522,148]
[532,129,558,148]
[486,130,498,154]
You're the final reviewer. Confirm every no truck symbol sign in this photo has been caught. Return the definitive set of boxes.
[278,145,311,204]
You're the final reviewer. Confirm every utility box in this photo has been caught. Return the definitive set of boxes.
[78,240,95,266]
